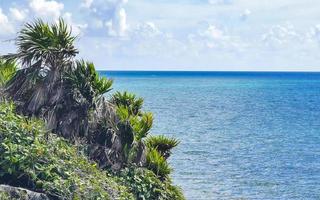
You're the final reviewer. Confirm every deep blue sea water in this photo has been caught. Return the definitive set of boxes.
[100,71,320,200]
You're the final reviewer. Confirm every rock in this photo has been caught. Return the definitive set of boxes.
[0,185,49,200]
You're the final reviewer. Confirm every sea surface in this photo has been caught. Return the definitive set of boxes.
[100,71,320,200]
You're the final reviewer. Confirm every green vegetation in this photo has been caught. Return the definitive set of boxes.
[0,101,133,199]
[117,167,184,200]
[0,59,17,87]
[112,91,177,180]
[146,135,179,159]
[0,18,184,200]
[66,60,113,105]
[111,91,144,116]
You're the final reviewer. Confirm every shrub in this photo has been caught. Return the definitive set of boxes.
[0,101,133,200]
[117,167,184,200]
[111,91,144,116]
[66,60,113,106]
[145,135,179,159]
[146,148,172,179]
[0,59,17,87]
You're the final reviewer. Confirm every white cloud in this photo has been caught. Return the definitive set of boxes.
[188,24,247,53]
[62,12,88,35]
[105,20,116,36]
[10,8,28,22]
[208,0,233,5]
[240,9,251,21]
[114,7,127,36]
[308,25,320,44]
[199,25,224,40]
[103,1,128,37]
[92,19,104,29]
[262,23,301,48]
[131,22,162,39]
[81,0,94,8]
[29,0,64,21]
[0,8,15,35]
[81,0,129,37]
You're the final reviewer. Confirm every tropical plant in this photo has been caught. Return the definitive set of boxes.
[0,59,17,87]
[0,18,184,199]
[2,18,78,121]
[117,167,184,200]
[3,19,78,67]
[130,112,153,142]
[111,91,144,116]
[146,148,172,179]
[2,19,77,106]
[0,101,134,199]
[66,60,113,107]
[145,135,179,159]
[1,19,114,141]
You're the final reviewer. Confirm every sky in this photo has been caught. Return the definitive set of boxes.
[0,0,320,71]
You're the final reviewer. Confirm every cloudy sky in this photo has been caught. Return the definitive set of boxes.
[0,0,320,71]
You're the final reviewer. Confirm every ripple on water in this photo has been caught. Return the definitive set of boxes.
[105,73,320,200]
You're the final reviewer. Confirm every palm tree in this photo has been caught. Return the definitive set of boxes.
[111,91,144,116]
[1,19,180,181]
[145,135,179,159]
[1,19,112,141]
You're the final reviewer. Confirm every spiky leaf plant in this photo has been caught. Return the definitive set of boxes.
[130,112,153,142]
[3,19,77,67]
[146,148,172,179]
[66,60,113,107]
[1,19,115,141]
[0,59,17,87]
[145,135,179,159]
[0,101,134,199]
[2,19,78,114]
[111,91,144,116]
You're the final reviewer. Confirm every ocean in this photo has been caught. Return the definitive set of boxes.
[100,71,320,200]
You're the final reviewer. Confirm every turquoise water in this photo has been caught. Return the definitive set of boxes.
[101,71,320,200]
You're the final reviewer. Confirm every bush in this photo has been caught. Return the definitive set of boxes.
[117,167,184,200]
[145,135,179,159]
[0,59,17,87]
[146,148,172,179]
[0,101,133,200]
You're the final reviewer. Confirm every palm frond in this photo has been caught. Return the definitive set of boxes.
[66,60,113,105]
[116,105,130,122]
[131,112,153,141]
[0,59,17,87]
[111,91,143,116]
[146,148,172,179]
[3,18,78,68]
[145,135,179,159]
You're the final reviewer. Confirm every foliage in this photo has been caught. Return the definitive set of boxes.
[0,18,184,200]
[0,191,11,200]
[66,60,113,107]
[2,19,115,141]
[113,93,176,180]
[3,19,77,67]
[146,148,172,179]
[111,91,144,116]
[145,135,179,159]
[2,19,81,139]
[117,167,184,200]
[130,112,153,142]
[0,59,17,87]
[115,98,153,143]
[0,101,133,200]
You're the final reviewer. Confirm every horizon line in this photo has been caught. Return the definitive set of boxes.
[97,69,320,73]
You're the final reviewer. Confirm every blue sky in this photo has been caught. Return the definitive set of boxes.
[0,0,320,71]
